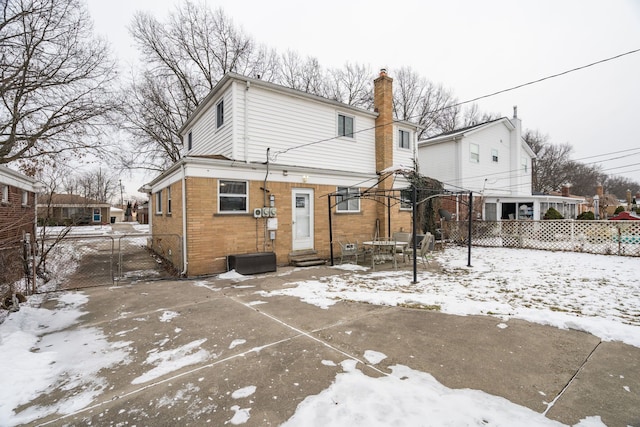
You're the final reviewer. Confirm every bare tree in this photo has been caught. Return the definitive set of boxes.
[124,3,279,171]
[391,67,460,138]
[461,103,500,127]
[525,130,575,193]
[277,50,326,96]
[604,175,640,200]
[0,0,118,169]
[325,63,373,108]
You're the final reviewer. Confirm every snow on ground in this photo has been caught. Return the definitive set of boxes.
[281,358,604,427]
[0,293,131,426]
[0,245,636,426]
[262,246,640,348]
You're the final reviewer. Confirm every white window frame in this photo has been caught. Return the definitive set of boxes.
[218,180,248,213]
[336,186,360,212]
[167,186,172,214]
[491,148,499,162]
[216,100,224,128]
[187,131,193,151]
[21,190,28,206]
[470,143,480,163]
[1,185,8,203]
[398,129,411,150]
[337,113,354,139]
[155,190,162,214]
[521,156,528,173]
[400,188,412,210]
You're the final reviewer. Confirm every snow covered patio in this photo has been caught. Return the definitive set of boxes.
[1,246,639,426]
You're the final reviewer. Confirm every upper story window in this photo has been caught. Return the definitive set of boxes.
[219,180,248,213]
[521,156,528,173]
[187,131,193,151]
[470,143,479,163]
[491,149,499,162]
[1,185,8,203]
[166,186,172,214]
[337,113,354,138]
[400,188,412,210]
[22,190,29,206]
[216,100,224,128]
[399,129,411,149]
[155,190,162,214]
[336,187,360,212]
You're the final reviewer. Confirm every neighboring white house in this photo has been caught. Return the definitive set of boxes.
[417,109,584,220]
[141,70,420,276]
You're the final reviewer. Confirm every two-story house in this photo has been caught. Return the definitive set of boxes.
[142,70,419,276]
[417,109,584,221]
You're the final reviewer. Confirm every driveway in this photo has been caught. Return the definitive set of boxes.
[15,265,640,426]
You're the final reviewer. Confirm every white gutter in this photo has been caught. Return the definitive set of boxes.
[181,163,188,276]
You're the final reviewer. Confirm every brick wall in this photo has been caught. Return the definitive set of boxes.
[153,177,412,276]
[0,185,35,287]
[0,185,35,244]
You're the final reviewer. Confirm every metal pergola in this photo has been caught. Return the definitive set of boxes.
[325,173,474,284]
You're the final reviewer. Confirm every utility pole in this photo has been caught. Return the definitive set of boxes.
[119,179,123,208]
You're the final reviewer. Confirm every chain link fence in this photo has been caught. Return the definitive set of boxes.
[443,220,640,257]
[1,241,32,311]
[34,233,182,291]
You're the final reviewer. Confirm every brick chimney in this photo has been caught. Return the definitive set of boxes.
[561,184,571,198]
[374,68,394,182]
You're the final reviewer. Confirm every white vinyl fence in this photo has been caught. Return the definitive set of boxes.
[443,220,640,257]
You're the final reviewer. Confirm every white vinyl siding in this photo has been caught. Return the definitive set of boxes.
[243,84,376,173]
[188,89,234,159]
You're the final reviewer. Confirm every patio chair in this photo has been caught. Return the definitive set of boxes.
[392,231,412,263]
[338,241,363,264]
[407,232,435,267]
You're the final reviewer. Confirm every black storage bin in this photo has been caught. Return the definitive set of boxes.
[227,252,277,275]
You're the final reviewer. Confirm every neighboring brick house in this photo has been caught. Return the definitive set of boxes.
[142,70,419,276]
[37,194,112,225]
[0,166,41,287]
[417,109,585,220]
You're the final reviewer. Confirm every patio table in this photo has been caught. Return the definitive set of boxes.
[362,240,405,270]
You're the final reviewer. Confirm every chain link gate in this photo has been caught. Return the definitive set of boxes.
[34,233,182,291]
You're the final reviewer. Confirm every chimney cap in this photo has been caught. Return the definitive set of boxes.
[379,68,387,77]
[513,105,518,118]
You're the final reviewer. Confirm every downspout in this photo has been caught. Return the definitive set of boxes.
[181,162,188,276]
[263,148,270,251]
[245,80,250,163]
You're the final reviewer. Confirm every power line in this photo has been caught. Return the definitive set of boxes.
[273,47,640,159]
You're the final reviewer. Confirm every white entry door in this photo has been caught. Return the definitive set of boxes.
[292,189,314,251]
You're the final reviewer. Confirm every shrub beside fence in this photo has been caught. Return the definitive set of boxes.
[443,220,640,257]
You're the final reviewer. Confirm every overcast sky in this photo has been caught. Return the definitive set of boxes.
[87,0,640,196]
